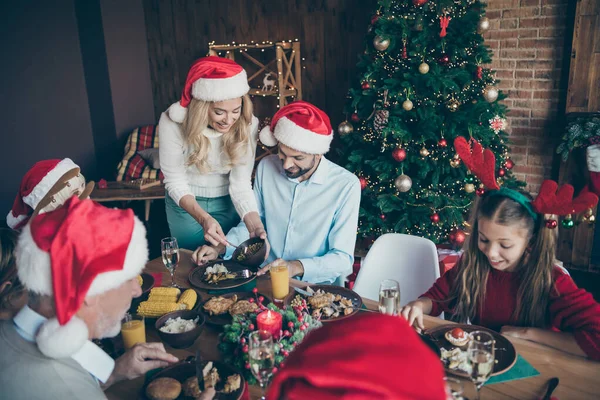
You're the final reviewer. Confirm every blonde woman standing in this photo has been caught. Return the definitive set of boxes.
[159,57,266,250]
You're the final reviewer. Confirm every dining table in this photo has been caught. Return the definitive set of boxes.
[105,250,600,400]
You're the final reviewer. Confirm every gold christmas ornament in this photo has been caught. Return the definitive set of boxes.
[450,154,461,168]
[373,36,391,51]
[402,99,414,111]
[394,174,413,192]
[446,98,460,112]
[418,62,430,74]
[420,147,430,157]
[464,183,475,193]
[478,17,490,32]
[483,86,499,103]
[337,121,354,136]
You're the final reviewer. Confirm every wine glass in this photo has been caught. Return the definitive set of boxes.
[248,330,275,400]
[378,279,401,315]
[443,376,465,400]
[467,330,495,400]
[161,237,180,287]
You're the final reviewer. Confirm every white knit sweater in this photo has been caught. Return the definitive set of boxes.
[158,108,259,218]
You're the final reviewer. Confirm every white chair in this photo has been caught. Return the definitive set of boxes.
[353,233,441,309]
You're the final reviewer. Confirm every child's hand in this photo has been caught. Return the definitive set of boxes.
[400,301,425,331]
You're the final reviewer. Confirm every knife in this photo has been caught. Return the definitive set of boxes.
[294,286,313,297]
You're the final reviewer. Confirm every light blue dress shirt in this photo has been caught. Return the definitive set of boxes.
[225,155,361,285]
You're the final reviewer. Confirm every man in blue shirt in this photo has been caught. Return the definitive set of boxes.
[193,101,361,285]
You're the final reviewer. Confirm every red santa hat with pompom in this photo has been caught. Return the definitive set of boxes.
[259,101,333,154]
[15,197,148,359]
[167,56,250,123]
[7,158,94,230]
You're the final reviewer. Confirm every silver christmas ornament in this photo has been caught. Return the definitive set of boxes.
[418,62,430,74]
[478,17,490,32]
[483,86,499,102]
[402,99,414,111]
[373,36,391,51]
[337,121,354,136]
[395,174,413,192]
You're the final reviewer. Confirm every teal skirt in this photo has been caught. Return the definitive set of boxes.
[165,194,240,250]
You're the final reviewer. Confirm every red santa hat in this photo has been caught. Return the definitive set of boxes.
[267,313,446,400]
[16,197,148,358]
[259,101,333,154]
[168,56,250,123]
[7,158,94,230]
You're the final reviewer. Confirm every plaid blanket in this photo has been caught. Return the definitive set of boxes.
[116,125,163,181]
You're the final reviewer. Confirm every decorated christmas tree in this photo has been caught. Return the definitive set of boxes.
[338,0,524,245]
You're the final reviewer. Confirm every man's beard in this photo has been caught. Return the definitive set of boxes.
[96,305,130,339]
[284,156,316,179]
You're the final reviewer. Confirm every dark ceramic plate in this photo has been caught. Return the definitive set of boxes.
[188,260,256,290]
[418,332,442,358]
[129,273,156,313]
[231,237,266,268]
[199,291,272,326]
[425,324,517,378]
[142,359,244,400]
[284,285,363,323]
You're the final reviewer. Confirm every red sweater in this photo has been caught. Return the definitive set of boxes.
[421,266,600,360]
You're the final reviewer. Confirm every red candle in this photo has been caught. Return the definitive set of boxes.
[256,310,282,339]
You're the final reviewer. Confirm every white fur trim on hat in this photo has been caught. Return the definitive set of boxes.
[272,116,333,154]
[168,101,188,124]
[587,144,600,172]
[37,316,89,359]
[191,70,250,102]
[16,216,148,296]
[22,158,79,210]
[259,125,278,147]
[6,211,28,230]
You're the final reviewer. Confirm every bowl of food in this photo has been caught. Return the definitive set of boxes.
[155,310,205,349]
[231,237,266,268]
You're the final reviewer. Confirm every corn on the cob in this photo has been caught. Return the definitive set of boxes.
[149,287,180,297]
[136,275,143,286]
[137,301,186,317]
[148,293,179,303]
[177,289,197,310]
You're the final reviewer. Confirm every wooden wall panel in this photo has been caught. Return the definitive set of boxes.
[143,0,376,127]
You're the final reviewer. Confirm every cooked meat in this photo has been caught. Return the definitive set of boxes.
[229,300,258,316]
[203,295,237,315]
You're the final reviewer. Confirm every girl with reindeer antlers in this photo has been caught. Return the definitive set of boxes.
[401,137,600,360]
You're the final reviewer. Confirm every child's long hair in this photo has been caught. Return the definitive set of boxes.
[182,95,253,173]
[448,193,556,328]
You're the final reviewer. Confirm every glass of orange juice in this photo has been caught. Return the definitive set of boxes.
[270,263,290,301]
[121,314,146,349]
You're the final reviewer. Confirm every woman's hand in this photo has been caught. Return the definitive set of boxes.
[400,301,426,331]
[243,212,267,240]
[192,245,220,265]
[198,214,227,246]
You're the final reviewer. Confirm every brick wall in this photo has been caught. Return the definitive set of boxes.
[483,0,571,193]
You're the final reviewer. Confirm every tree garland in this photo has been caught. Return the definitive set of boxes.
[218,289,322,385]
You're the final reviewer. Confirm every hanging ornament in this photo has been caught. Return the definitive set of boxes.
[359,177,368,190]
[413,0,428,6]
[438,54,450,65]
[418,62,430,74]
[438,138,448,147]
[583,208,596,224]
[483,86,499,102]
[489,115,507,134]
[478,17,490,33]
[464,176,475,185]
[380,214,386,220]
[430,213,440,223]
[351,112,360,122]
[420,147,430,157]
[373,36,390,51]
[545,219,558,229]
[498,168,506,177]
[394,174,413,192]
[562,215,574,229]
[475,65,483,80]
[450,154,461,168]
[453,230,466,246]
[504,159,514,170]
[361,81,371,90]
[446,98,460,112]
[371,14,380,25]
[402,99,414,111]
[392,147,407,162]
[337,120,354,136]
[439,15,451,38]
[372,90,389,133]
[476,184,485,196]
[401,37,408,59]
[464,183,475,193]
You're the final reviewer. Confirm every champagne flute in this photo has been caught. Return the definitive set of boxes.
[161,237,180,287]
[248,330,274,400]
[378,279,401,315]
[443,376,465,400]
[467,330,495,400]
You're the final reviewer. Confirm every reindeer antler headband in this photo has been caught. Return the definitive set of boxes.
[454,137,599,228]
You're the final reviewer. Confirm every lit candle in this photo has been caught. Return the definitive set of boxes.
[256,310,282,339]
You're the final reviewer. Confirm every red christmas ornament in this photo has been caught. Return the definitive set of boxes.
[448,231,456,243]
[453,230,466,246]
[498,168,506,177]
[439,15,450,38]
[371,14,380,25]
[438,138,448,147]
[545,219,558,229]
[380,214,386,220]
[430,213,440,223]
[438,54,450,65]
[392,147,407,162]
[402,39,408,59]
[359,177,368,190]
[361,81,371,90]
[475,66,483,80]
[351,113,360,122]
[412,0,428,5]
[476,188,485,196]
[504,159,514,170]
[98,179,108,189]
[248,324,255,330]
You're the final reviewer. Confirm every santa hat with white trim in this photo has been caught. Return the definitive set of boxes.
[259,101,333,154]
[7,158,94,230]
[16,197,148,358]
[167,56,250,123]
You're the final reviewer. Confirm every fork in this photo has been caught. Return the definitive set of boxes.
[232,269,254,279]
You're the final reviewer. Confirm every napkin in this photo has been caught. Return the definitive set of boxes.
[485,354,539,385]
[150,272,163,287]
